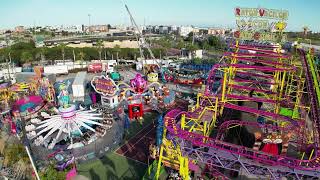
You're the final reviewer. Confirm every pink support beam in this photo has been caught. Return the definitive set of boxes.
[231,44,280,49]
[235,71,274,79]
[229,64,294,72]
[224,52,291,59]
[229,56,289,66]
[230,45,284,55]
[164,109,320,172]
[228,84,276,94]
[233,78,275,85]
[223,103,298,126]
[226,94,277,104]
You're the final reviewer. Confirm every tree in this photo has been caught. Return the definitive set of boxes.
[40,47,47,61]
[186,43,198,52]
[4,143,29,166]
[303,26,309,38]
[207,36,226,50]
[202,41,211,50]
[58,43,67,63]
[77,51,86,68]
[78,51,85,61]
[96,40,104,61]
[113,45,121,59]
[20,51,33,63]
[186,43,199,59]
[40,164,67,180]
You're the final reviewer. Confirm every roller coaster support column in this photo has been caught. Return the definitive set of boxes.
[181,114,186,130]
[276,71,287,115]
[179,156,189,180]
[220,69,228,114]
[196,93,201,109]
[155,144,164,180]
[156,122,168,180]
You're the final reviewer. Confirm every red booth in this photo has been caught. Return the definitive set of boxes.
[128,103,143,120]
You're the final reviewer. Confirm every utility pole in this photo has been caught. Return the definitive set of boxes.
[192,30,195,45]
[5,36,11,80]
[88,14,91,34]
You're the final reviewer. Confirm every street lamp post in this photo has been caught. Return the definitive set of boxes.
[88,14,91,34]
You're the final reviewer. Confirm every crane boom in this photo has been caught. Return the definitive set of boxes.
[125,4,155,59]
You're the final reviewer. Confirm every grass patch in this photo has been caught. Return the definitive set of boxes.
[78,152,147,180]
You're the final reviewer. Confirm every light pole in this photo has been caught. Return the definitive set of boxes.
[88,14,91,34]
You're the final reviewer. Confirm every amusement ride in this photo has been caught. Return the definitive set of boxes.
[146,8,320,180]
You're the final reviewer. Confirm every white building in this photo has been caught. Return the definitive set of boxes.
[208,28,225,35]
[189,49,203,59]
[101,95,119,108]
[179,26,194,37]
[135,59,163,71]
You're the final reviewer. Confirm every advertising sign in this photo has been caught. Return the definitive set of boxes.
[91,75,119,96]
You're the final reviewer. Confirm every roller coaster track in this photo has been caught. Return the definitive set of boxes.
[161,46,320,179]
[164,109,320,179]
[299,49,320,145]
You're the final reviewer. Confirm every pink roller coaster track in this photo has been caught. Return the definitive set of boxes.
[230,44,283,55]
[163,45,320,178]
[224,52,291,59]
[164,109,320,172]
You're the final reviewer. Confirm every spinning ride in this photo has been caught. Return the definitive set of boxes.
[26,81,104,149]
[119,74,175,119]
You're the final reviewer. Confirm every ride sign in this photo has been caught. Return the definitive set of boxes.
[235,7,288,20]
[91,75,119,96]
[234,7,288,42]
[233,31,287,42]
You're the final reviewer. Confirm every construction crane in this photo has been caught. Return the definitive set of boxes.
[125,4,155,60]
[124,3,162,74]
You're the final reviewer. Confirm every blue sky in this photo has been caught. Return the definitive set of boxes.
[0,0,319,31]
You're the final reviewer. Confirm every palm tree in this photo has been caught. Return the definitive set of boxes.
[113,44,121,60]
[58,43,67,64]
[37,47,47,65]
[96,40,104,61]
[79,51,85,61]
[186,43,198,59]
[2,48,12,79]
[20,52,33,64]
[303,26,309,38]
[78,51,86,68]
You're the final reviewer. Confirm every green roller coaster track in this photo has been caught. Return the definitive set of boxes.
[306,52,320,105]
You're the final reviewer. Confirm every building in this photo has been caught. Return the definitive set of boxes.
[15,26,25,33]
[159,26,170,34]
[86,25,109,33]
[208,28,225,35]
[179,26,194,37]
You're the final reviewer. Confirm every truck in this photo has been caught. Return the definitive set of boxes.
[103,60,117,73]
[87,63,102,73]
[72,72,87,101]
